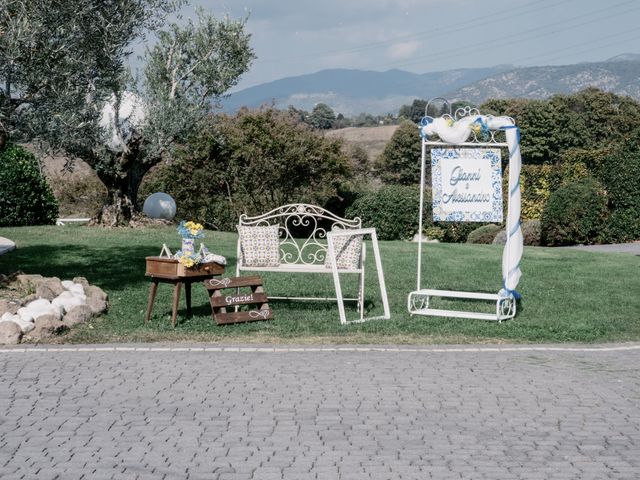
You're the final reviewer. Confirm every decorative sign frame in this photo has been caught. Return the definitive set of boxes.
[408,100,523,322]
[431,148,503,223]
[204,276,273,325]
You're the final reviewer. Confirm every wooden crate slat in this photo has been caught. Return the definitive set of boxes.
[210,292,268,308]
[205,275,273,325]
[204,275,263,290]
[215,309,274,325]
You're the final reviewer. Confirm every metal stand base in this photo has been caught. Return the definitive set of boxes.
[407,289,516,323]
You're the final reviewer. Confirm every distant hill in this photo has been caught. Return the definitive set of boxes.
[222,56,640,116]
[222,66,511,116]
[446,60,640,104]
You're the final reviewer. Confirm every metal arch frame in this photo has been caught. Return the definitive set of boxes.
[408,104,518,322]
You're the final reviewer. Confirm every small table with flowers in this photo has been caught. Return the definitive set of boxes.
[145,220,225,327]
[144,257,225,327]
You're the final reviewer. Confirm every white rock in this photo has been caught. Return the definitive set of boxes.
[68,283,85,296]
[17,307,34,323]
[61,280,75,290]
[52,293,85,314]
[143,192,176,220]
[1,312,15,322]
[7,315,35,333]
[20,298,61,322]
[28,298,53,310]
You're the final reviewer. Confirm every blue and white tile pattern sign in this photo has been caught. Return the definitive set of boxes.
[431,148,503,222]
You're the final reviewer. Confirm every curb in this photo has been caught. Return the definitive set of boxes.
[1,343,639,354]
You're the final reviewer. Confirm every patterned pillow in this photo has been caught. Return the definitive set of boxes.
[325,234,363,270]
[238,225,280,267]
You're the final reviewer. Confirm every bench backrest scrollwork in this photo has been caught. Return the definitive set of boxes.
[238,203,362,266]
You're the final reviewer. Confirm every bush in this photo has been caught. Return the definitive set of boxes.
[49,172,107,217]
[346,185,426,240]
[586,135,640,242]
[521,219,542,246]
[143,108,354,231]
[0,144,58,226]
[467,224,502,244]
[540,177,608,246]
[374,120,422,185]
[346,184,497,243]
[606,208,640,243]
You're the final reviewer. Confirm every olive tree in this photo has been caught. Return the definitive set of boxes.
[0,0,254,225]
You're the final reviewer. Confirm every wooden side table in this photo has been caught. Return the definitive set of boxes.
[145,256,225,327]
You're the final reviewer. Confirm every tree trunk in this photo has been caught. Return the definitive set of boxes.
[91,148,154,227]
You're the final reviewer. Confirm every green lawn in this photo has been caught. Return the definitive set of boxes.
[1,225,639,344]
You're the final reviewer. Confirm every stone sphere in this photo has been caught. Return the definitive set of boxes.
[143,193,176,220]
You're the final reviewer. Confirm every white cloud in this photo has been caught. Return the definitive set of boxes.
[387,41,421,60]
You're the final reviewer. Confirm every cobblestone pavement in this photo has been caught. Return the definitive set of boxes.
[1,344,639,480]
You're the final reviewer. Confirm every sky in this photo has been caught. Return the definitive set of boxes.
[151,0,640,91]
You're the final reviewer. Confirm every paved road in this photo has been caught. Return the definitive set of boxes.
[1,344,639,480]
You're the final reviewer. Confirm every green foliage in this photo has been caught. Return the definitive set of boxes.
[146,108,353,230]
[599,138,640,242]
[0,144,58,226]
[466,224,502,244]
[521,219,541,246]
[437,222,479,243]
[346,185,424,241]
[307,103,336,129]
[49,173,107,218]
[1,1,254,225]
[482,90,640,165]
[398,99,427,123]
[519,164,553,220]
[541,177,609,246]
[0,0,182,150]
[375,120,421,185]
[606,208,640,243]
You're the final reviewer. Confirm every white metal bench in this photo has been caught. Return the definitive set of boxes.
[236,203,366,318]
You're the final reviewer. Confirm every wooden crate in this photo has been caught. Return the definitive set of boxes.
[145,256,225,278]
[204,275,273,325]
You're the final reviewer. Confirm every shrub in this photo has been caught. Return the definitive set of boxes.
[602,139,640,234]
[143,108,354,231]
[374,120,421,185]
[0,144,58,226]
[606,208,640,243]
[467,224,502,244]
[49,172,107,217]
[436,222,479,243]
[346,185,426,240]
[521,219,542,246]
[519,164,553,220]
[540,177,608,246]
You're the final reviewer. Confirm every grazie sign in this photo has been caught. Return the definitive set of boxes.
[431,148,503,223]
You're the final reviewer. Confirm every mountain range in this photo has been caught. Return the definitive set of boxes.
[222,55,640,116]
